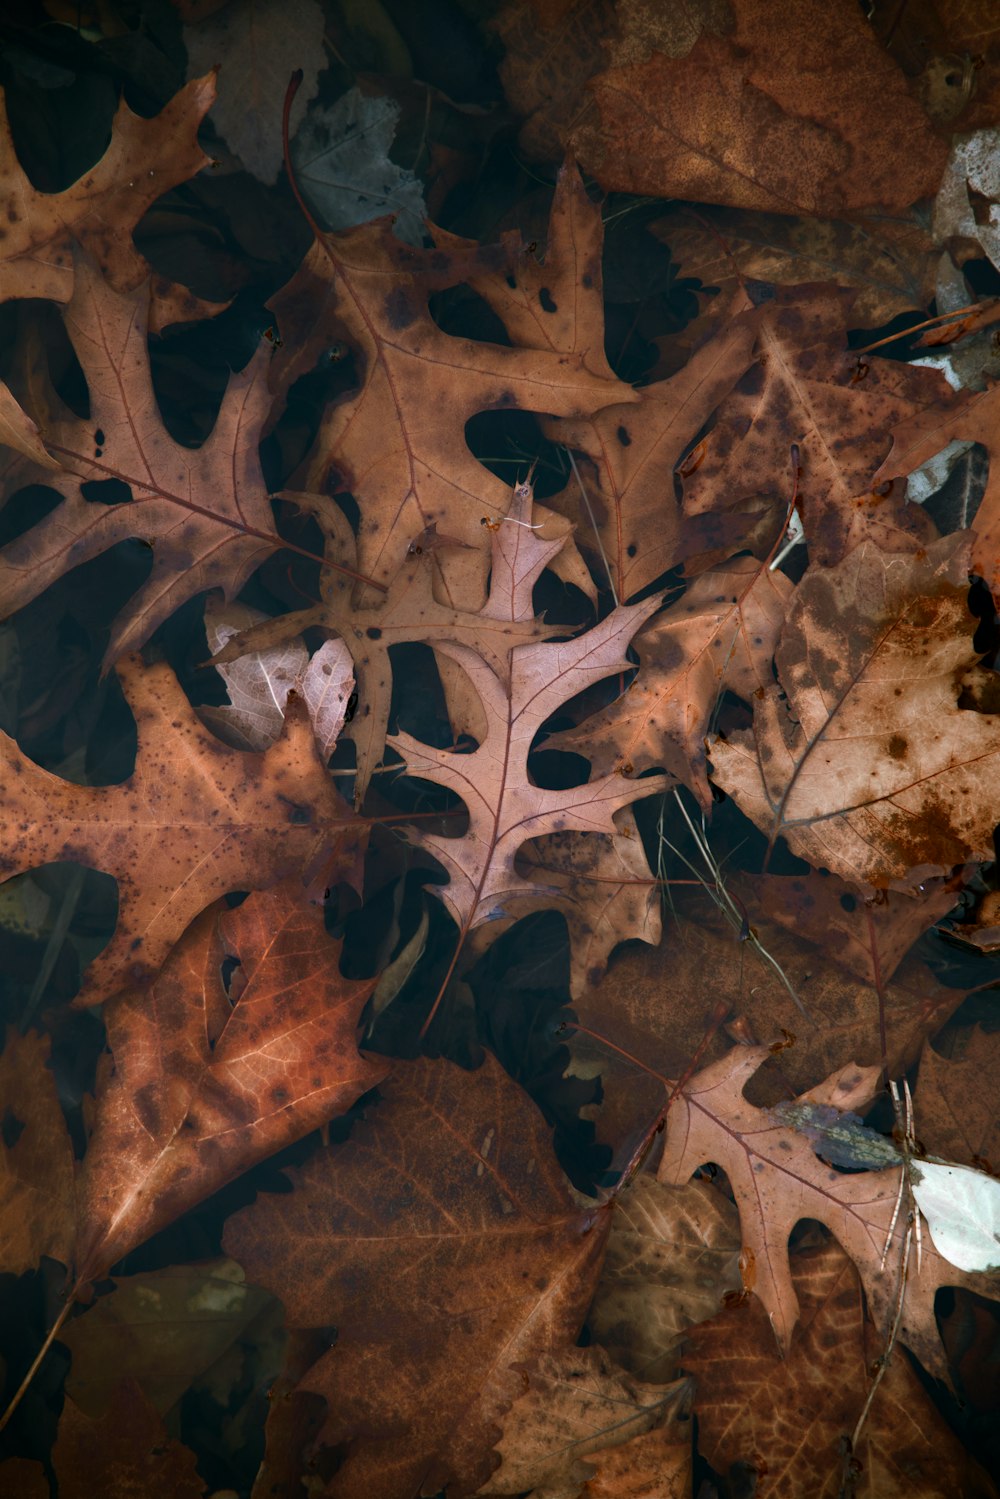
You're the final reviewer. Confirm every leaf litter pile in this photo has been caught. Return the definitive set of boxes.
[4,1,1000,1496]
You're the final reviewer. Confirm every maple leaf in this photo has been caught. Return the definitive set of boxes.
[0,654,363,1005]
[551,555,792,807]
[658,1043,1000,1376]
[685,1240,997,1499]
[0,74,224,332]
[223,1051,612,1499]
[73,879,384,1285]
[390,480,671,947]
[681,286,952,568]
[873,378,1000,592]
[266,172,633,605]
[0,251,284,665]
[709,533,1000,887]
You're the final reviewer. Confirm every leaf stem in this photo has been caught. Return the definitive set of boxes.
[0,1291,75,1435]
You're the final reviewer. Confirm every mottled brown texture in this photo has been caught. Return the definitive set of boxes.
[685,1241,998,1498]
[0,251,277,666]
[683,286,951,569]
[74,880,383,1284]
[916,1026,1000,1169]
[224,1052,612,1499]
[711,534,1000,886]
[51,1383,205,1499]
[0,74,223,331]
[551,556,792,806]
[0,1029,75,1276]
[573,0,948,214]
[0,654,364,1005]
[874,376,1000,593]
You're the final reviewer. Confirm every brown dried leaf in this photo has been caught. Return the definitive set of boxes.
[915,1026,1000,1169]
[475,1346,689,1499]
[74,879,384,1283]
[573,0,947,215]
[0,252,280,665]
[587,1176,741,1384]
[682,286,950,568]
[61,1258,272,1417]
[874,378,1000,592]
[710,534,1000,887]
[686,1240,999,1498]
[580,1415,691,1498]
[0,1029,75,1276]
[0,75,224,331]
[51,1382,205,1499]
[223,1052,612,1499]
[658,1043,1000,1374]
[0,381,61,470]
[552,557,792,807]
[0,655,363,1005]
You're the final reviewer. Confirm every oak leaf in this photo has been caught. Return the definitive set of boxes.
[266,179,632,605]
[0,74,224,332]
[74,879,384,1284]
[0,654,363,1005]
[209,491,562,802]
[446,160,758,602]
[390,480,670,947]
[0,252,282,665]
[551,556,792,806]
[658,1043,1000,1375]
[223,1051,612,1499]
[709,534,1000,887]
[684,1239,998,1499]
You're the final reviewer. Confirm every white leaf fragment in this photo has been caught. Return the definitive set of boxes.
[912,1160,1000,1274]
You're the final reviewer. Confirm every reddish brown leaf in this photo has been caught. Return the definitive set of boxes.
[0,74,224,331]
[51,1382,205,1499]
[572,0,947,215]
[266,193,628,606]
[874,378,1000,592]
[685,1239,998,1499]
[223,1052,612,1499]
[552,556,792,806]
[0,654,363,1005]
[74,880,384,1284]
[682,286,951,568]
[0,1030,75,1276]
[710,534,1000,887]
[658,1043,1000,1375]
[0,252,278,665]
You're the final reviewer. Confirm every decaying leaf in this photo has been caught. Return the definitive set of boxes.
[0,1029,75,1276]
[658,1043,1000,1376]
[710,534,1000,887]
[74,879,384,1283]
[685,1240,998,1499]
[0,251,283,665]
[224,1052,612,1499]
[0,74,224,330]
[51,1382,205,1499]
[0,654,363,1004]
